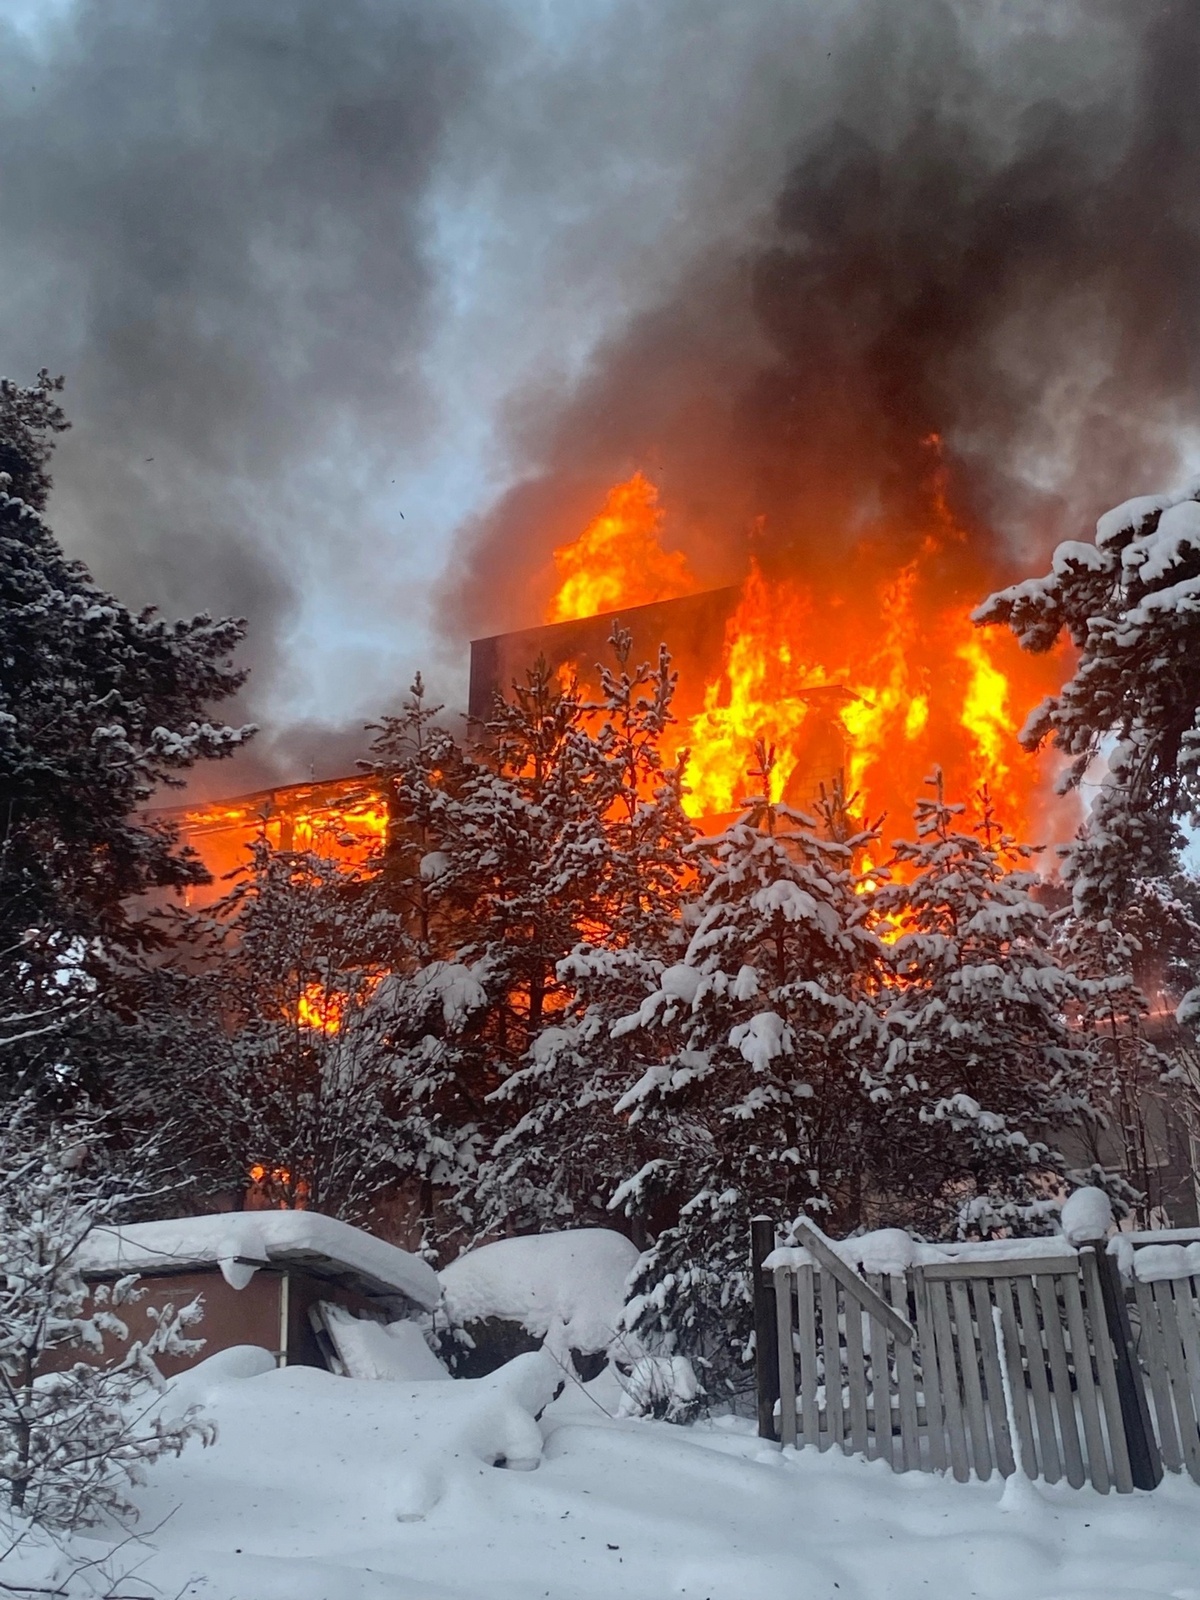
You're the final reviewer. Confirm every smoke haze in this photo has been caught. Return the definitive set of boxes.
[0,0,1197,792]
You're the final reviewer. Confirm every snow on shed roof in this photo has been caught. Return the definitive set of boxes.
[439,1228,639,1354]
[77,1210,440,1311]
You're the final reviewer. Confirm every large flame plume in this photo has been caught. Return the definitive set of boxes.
[548,473,1071,843]
[549,472,698,623]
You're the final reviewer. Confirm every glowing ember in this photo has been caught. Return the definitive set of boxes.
[548,472,697,622]
[247,1163,307,1209]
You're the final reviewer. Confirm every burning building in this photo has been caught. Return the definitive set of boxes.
[170,466,1075,886]
[159,776,389,907]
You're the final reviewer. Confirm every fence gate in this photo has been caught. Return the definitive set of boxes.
[755,1220,1165,1494]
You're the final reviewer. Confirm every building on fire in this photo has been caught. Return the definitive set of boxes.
[158,588,1200,1230]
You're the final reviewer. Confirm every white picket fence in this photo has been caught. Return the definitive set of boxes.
[757,1221,1200,1494]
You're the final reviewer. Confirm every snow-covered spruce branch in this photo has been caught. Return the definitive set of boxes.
[0,1107,214,1529]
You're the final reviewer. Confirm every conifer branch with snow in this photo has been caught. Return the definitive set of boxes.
[0,1106,212,1531]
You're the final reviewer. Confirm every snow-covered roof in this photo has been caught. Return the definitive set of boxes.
[77,1210,440,1310]
[439,1228,639,1354]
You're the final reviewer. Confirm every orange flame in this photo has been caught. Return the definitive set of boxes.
[546,473,1072,845]
[548,472,697,622]
[297,983,345,1034]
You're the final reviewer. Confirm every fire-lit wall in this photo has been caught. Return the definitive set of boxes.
[469,586,738,726]
[154,777,388,905]
[469,585,848,812]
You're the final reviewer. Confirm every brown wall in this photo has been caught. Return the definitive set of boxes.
[469,587,739,726]
[74,1267,394,1378]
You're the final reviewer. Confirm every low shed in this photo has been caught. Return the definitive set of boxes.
[77,1211,441,1377]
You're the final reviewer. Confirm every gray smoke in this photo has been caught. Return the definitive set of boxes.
[2,1,1197,796]
[0,0,491,793]
[446,0,1200,638]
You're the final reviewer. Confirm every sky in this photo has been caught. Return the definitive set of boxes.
[0,0,1197,797]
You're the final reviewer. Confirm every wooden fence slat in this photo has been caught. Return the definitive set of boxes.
[950,1277,991,1478]
[1080,1248,1133,1493]
[1157,1283,1200,1480]
[912,1268,947,1473]
[1014,1273,1061,1484]
[1153,1282,1200,1482]
[1038,1273,1086,1488]
[843,1285,870,1457]
[994,1276,1038,1479]
[1134,1278,1182,1473]
[929,1277,970,1482]
[865,1272,892,1467]
[790,1221,913,1343]
[921,1255,1079,1281]
[773,1266,797,1448]
[1061,1267,1111,1493]
[1168,1276,1200,1430]
[888,1272,921,1472]
[970,1278,1014,1477]
[796,1263,820,1449]
[821,1270,843,1451]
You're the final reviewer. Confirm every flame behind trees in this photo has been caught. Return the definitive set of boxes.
[545,472,1072,841]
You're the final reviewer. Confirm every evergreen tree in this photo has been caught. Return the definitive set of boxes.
[440,656,609,1074]
[0,1104,212,1527]
[362,677,495,1253]
[612,745,886,1394]
[872,774,1090,1236]
[0,372,251,1101]
[1053,905,1165,1224]
[480,629,695,1235]
[200,833,404,1223]
[976,480,1200,925]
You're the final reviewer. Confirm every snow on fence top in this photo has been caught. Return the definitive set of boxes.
[765,1213,1200,1286]
[439,1228,639,1353]
[77,1210,440,1309]
[764,1228,1082,1278]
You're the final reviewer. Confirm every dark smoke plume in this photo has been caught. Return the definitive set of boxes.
[0,0,490,794]
[447,0,1200,638]
[3,1,1198,797]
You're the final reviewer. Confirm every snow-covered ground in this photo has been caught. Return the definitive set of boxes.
[6,1346,1200,1600]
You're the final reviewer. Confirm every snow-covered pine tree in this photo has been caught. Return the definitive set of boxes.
[480,628,695,1235]
[0,372,252,1102]
[429,656,611,1098]
[362,678,492,1254]
[975,480,1200,926]
[872,773,1090,1237]
[612,744,886,1393]
[1052,904,1166,1224]
[0,1104,212,1528]
[203,833,406,1222]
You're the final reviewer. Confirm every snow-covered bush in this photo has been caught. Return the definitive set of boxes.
[0,1106,213,1528]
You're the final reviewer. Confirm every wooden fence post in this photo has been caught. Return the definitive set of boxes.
[1082,1240,1163,1491]
[751,1217,779,1441]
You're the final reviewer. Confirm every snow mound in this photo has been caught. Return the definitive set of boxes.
[853,1228,918,1276]
[1060,1186,1113,1246]
[15,1341,1200,1600]
[322,1304,448,1381]
[78,1210,440,1309]
[439,1229,639,1356]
